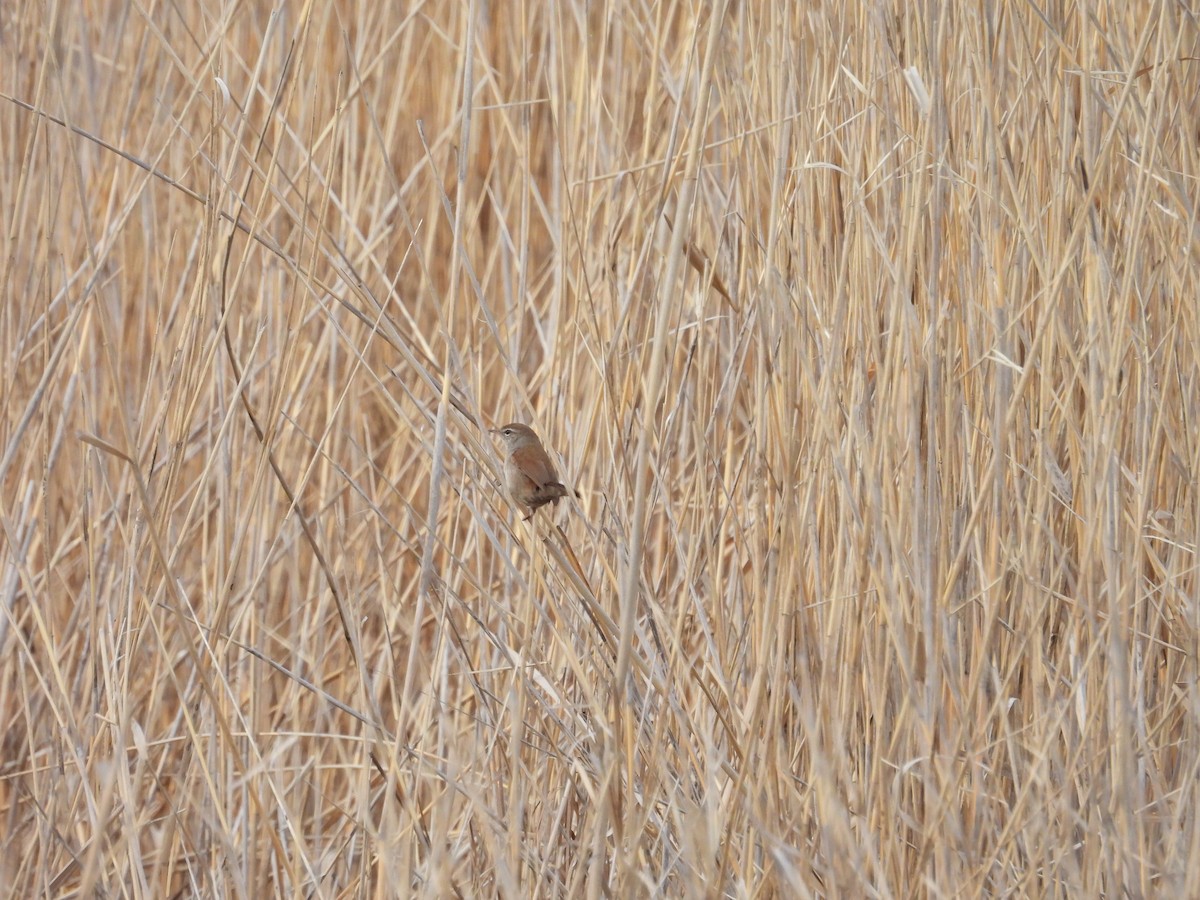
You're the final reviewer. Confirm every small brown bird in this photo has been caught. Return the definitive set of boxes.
[491,422,570,519]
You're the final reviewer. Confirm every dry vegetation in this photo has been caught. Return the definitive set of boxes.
[2,0,1199,896]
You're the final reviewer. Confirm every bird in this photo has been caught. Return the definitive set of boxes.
[491,422,571,520]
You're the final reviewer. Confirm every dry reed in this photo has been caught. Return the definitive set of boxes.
[2,1,1199,896]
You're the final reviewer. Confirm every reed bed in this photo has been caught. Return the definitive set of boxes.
[2,1,1198,896]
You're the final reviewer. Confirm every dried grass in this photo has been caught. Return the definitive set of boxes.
[2,1,1199,896]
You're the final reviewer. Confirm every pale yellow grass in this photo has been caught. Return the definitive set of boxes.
[2,1,1198,896]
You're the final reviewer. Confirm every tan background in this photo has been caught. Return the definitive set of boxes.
[1,1,1198,895]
